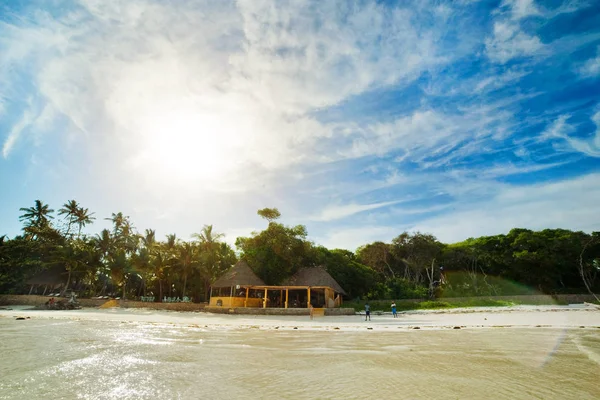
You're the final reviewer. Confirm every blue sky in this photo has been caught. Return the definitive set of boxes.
[1,0,599,250]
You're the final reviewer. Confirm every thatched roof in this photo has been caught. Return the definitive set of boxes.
[26,266,66,286]
[212,260,265,288]
[283,266,346,295]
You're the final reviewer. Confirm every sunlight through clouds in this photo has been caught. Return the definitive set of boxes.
[1,0,599,246]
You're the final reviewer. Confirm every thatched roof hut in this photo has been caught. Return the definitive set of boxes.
[212,260,265,288]
[283,266,346,295]
[26,266,66,286]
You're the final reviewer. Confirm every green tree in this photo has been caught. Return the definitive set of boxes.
[19,200,55,238]
[58,200,79,236]
[193,225,232,301]
[236,209,315,284]
[74,206,95,238]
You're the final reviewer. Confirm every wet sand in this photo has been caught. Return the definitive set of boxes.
[2,304,599,399]
[2,304,599,331]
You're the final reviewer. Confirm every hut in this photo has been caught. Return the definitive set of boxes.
[281,266,346,308]
[26,266,66,295]
[209,263,346,309]
[209,260,266,307]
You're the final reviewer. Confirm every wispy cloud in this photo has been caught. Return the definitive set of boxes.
[578,46,600,78]
[542,112,600,157]
[1,0,599,247]
[310,200,403,222]
[412,173,600,242]
[2,110,33,158]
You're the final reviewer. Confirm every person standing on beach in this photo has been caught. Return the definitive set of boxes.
[365,303,371,321]
[391,302,397,318]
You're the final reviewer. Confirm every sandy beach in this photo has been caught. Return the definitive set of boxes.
[2,304,600,399]
[2,304,599,331]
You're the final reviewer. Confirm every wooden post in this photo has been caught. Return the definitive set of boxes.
[245,287,249,307]
[285,289,289,308]
[263,288,268,308]
[307,287,311,308]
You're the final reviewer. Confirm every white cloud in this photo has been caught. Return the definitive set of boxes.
[413,173,600,243]
[502,0,542,19]
[486,0,591,64]
[310,200,402,222]
[485,22,543,64]
[578,46,600,78]
[316,226,399,251]
[2,110,33,158]
[474,68,528,92]
[0,0,458,188]
[542,112,600,157]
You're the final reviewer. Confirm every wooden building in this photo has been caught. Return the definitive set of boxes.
[209,260,266,307]
[209,263,346,309]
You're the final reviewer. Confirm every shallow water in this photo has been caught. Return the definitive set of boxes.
[1,317,599,399]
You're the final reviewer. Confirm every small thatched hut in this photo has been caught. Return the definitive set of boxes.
[26,266,66,295]
[282,266,346,308]
[209,260,266,307]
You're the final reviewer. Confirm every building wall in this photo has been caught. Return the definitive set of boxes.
[204,306,356,315]
[0,295,207,311]
[208,296,262,308]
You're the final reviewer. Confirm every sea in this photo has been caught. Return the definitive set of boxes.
[1,311,599,399]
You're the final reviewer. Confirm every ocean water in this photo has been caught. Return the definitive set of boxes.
[1,316,599,399]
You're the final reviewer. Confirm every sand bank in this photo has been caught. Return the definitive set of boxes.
[1,304,599,331]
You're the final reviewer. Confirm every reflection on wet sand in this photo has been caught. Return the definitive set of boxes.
[1,308,599,399]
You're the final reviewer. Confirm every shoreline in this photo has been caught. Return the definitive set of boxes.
[2,304,599,332]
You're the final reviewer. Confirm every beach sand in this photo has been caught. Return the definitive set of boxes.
[2,304,599,331]
[2,304,600,399]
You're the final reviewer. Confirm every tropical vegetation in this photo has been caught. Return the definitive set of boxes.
[1,201,599,302]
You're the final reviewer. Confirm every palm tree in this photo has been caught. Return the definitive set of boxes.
[75,207,95,238]
[58,200,79,236]
[108,250,131,300]
[132,247,151,297]
[178,241,199,298]
[152,249,169,301]
[55,242,81,296]
[192,225,225,251]
[19,200,54,229]
[142,229,156,249]
[93,229,113,296]
[105,212,125,235]
[193,225,227,301]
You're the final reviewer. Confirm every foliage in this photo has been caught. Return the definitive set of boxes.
[236,214,315,284]
[2,201,600,303]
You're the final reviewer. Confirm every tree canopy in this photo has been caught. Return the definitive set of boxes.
[1,200,599,301]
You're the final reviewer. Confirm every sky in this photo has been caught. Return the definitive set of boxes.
[1,0,600,251]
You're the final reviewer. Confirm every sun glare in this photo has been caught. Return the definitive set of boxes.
[136,109,241,184]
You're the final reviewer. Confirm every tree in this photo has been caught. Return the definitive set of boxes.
[75,206,95,238]
[178,241,199,298]
[58,200,79,236]
[19,200,55,238]
[236,209,315,284]
[579,233,600,302]
[193,225,230,300]
[257,207,281,222]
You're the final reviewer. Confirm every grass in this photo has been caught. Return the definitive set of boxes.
[345,298,523,312]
